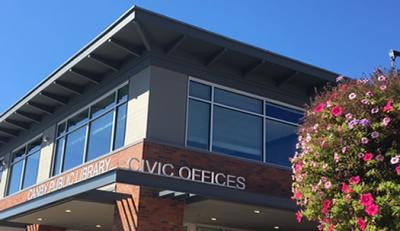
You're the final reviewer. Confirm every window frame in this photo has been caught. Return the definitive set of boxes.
[6,134,43,196]
[185,76,304,168]
[51,82,129,176]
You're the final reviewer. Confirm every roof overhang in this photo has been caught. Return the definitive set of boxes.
[0,6,339,148]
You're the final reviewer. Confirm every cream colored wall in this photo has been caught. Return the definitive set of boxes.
[124,67,151,145]
[37,125,56,183]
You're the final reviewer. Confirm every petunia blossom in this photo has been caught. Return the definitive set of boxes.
[348,93,357,100]
[296,211,302,223]
[383,99,394,112]
[382,117,391,127]
[360,193,374,206]
[350,176,360,185]
[365,204,379,217]
[363,153,374,162]
[396,165,400,175]
[330,106,343,117]
[371,131,379,139]
[358,218,366,231]
[361,137,369,144]
[314,103,325,113]
[342,183,351,194]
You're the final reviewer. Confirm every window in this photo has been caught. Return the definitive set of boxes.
[187,79,303,167]
[7,137,42,195]
[53,84,128,176]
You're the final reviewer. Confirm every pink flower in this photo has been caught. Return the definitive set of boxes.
[360,193,374,206]
[376,155,384,162]
[296,211,302,223]
[371,107,379,114]
[349,93,357,100]
[363,153,374,162]
[361,137,369,144]
[382,117,391,126]
[342,183,351,194]
[294,191,302,200]
[350,176,360,185]
[391,156,399,165]
[314,103,325,113]
[361,99,369,104]
[396,165,400,175]
[331,106,343,117]
[358,218,366,231]
[371,131,379,139]
[366,91,373,97]
[380,85,387,90]
[322,199,331,214]
[378,75,386,81]
[365,204,379,217]
[336,75,344,82]
[324,181,332,189]
[383,99,394,112]
[345,113,353,120]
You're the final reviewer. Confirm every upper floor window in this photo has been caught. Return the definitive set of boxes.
[7,137,42,195]
[52,84,128,176]
[186,79,303,167]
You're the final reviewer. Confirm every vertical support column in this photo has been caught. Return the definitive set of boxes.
[0,152,11,197]
[37,125,57,182]
[113,184,184,231]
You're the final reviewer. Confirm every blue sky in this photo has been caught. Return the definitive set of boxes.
[0,0,399,113]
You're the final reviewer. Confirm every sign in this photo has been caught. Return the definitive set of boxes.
[127,158,246,190]
[27,158,112,200]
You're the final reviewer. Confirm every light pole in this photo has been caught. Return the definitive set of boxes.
[389,49,400,68]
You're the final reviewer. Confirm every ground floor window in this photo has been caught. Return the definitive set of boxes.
[187,79,302,167]
[7,137,42,195]
[52,84,128,176]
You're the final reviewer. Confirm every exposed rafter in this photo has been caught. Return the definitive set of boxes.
[88,54,120,72]
[307,83,326,97]
[15,111,41,124]
[40,92,69,105]
[54,80,84,95]
[4,119,30,130]
[205,48,227,66]
[242,59,265,77]
[0,136,10,144]
[69,69,101,85]
[27,102,54,115]
[132,21,151,51]
[164,35,186,55]
[108,38,142,57]
[0,128,19,137]
[275,71,299,87]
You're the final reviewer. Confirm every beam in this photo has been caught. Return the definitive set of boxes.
[108,38,141,57]
[40,92,69,105]
[15,111,41,124]
[307,83,326,97]
[27,102,54,115]
[205,48,227,66]
[5,119,30,130]
[275,71,299,87]
[0,136,10,144]
[69,68,101,85]
[164,35,186,55]
[242,59,265,77]
[0,128,19,137]
[132,21,151,51]
[54,80,84,95]
[88,54,120,72]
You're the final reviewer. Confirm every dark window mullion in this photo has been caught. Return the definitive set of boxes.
[19,151,28,191]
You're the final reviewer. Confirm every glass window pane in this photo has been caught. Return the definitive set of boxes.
[53,138,64,176]
[266,103,303,124]
[213,106,263,160]
[12,148,26,163]
[91,94,116,118]
[63,126,86,172]
[118,85,129,103]
[187,99,210,150]
[189,81,211,100]
[22,151,40,189]
[266,119,298,166]
[214,88,263,114]
[67,109,89,131]
[27,139,41,155]
[87,112,113,161]
[7,161,23,195]
[114,104,127,150]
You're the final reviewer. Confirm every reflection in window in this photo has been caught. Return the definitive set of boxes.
[187,99,210,150]
[7,137,42,195]
[53,84,128,176]
[213,106,263,160]
[266,119,298,166]
[187,79,303,166]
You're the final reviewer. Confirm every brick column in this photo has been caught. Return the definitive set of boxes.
[26,224,65,231]
[113,184,184,231]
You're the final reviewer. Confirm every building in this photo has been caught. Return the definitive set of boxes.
[0,6,337,231]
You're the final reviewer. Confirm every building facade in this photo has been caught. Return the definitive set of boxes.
[0,6,337,231]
